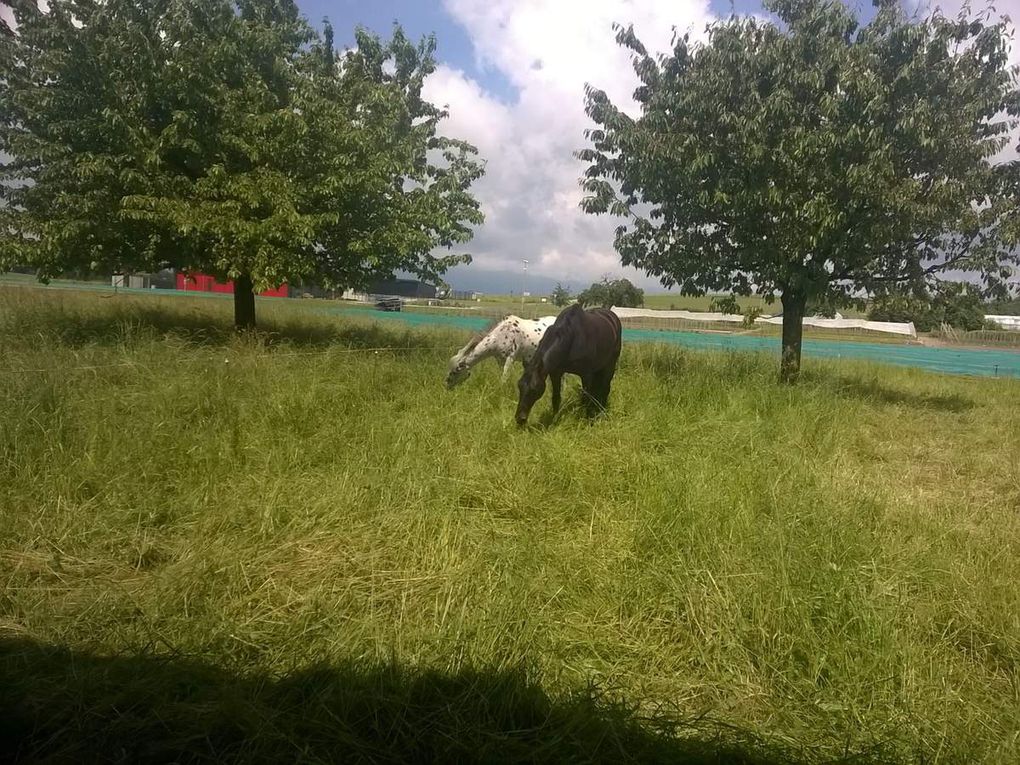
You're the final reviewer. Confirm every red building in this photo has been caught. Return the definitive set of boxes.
[175,272,288,298]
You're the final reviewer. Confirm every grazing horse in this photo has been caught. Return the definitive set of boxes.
[446,315,556,388]
[515,304,622,426]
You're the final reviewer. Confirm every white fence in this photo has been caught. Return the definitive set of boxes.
[985,314,1020,331]
[611,307,746,324]
[610,306,917,338]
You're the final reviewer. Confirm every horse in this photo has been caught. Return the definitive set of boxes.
[515,304,622,426]
[446,315,557,389]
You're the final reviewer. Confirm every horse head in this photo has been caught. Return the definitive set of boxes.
[514,313,573,425]
[445,332,485,388]
[445,353,472,388]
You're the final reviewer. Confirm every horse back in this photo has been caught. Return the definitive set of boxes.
[586,308,622,360]
[590,308,621,344]
[540,305,620,373]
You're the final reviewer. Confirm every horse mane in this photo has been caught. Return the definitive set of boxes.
[534,305,589,368]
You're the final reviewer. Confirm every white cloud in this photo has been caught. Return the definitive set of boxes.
[426,0,715,290]
[0,2,67,34]
[0,3,16,32]
[429,0,1020,292]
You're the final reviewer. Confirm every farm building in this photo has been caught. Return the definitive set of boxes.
[366,279,438,299]
[340,279,439,302]
[175,272,288,298]
[111,270,176,289]
[438,288,481,300]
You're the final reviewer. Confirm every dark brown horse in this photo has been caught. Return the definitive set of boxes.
[515,304,622,426]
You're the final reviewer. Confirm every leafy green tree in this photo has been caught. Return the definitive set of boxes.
[576,277,644,308]
[742,306,763,328]
[986,293,1020,315]
[867,293,940,332]
[0,0,483,329]
[580,0,1018,381]
[805,296,841,319]
[551,282,572,307]
[934,282,989,331]
[708,294,741,314]
[868,282,991,331]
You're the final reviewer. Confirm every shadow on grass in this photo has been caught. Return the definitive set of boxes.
[0,638,872,765]
[522,391,613,431]
[10,300,450,352]
[630,347,773,387]
[810,374,975,413]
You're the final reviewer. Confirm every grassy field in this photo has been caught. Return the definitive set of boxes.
[2,286,1019,763]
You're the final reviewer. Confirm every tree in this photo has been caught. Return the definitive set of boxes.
[0,0,483,329]
[986,293,1020,315]
[805,296,840,319]
[708,294,741,314]
[867,293,940,332]
[868,282,991,331]
[579,0,1019,382]
[935,283,986,331]
[551,282,572,306]
[576,277,644,308]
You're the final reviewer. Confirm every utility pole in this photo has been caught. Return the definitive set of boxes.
[521,259,528,314]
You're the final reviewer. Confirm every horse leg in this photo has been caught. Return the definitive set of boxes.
[585,368,614,417]
[500,354,515,381]
[580,374,598,417]
[596,366,616,412]
[550,373,563,414]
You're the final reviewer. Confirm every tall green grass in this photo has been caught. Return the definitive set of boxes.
[1,287,1019,763]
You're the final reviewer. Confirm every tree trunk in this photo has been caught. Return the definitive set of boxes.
[234,274,256,330]
[780,290,806,384]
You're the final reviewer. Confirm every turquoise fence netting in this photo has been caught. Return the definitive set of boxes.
[319,305,1020,379]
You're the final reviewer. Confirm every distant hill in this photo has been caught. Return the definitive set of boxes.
[438,265,686,296]
[439,266,572,296]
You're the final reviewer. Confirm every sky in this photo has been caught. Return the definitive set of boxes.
[293,0,1020,293]
[297,0,758,291]
[3,1,1019,293]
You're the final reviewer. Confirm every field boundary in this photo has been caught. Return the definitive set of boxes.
[4,279,1020,379]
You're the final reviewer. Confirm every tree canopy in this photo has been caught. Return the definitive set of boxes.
[551,282,572,306]
[0,0,484,328]
[868,282,992,332]
[580,0,1019,380]
[576,277,644,308]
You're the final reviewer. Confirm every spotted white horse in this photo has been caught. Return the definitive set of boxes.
[446,315,556,388]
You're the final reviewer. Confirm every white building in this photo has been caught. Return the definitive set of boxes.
[985,315,1020,331]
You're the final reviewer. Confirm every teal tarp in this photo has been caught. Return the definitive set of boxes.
[323,305,1020,379]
